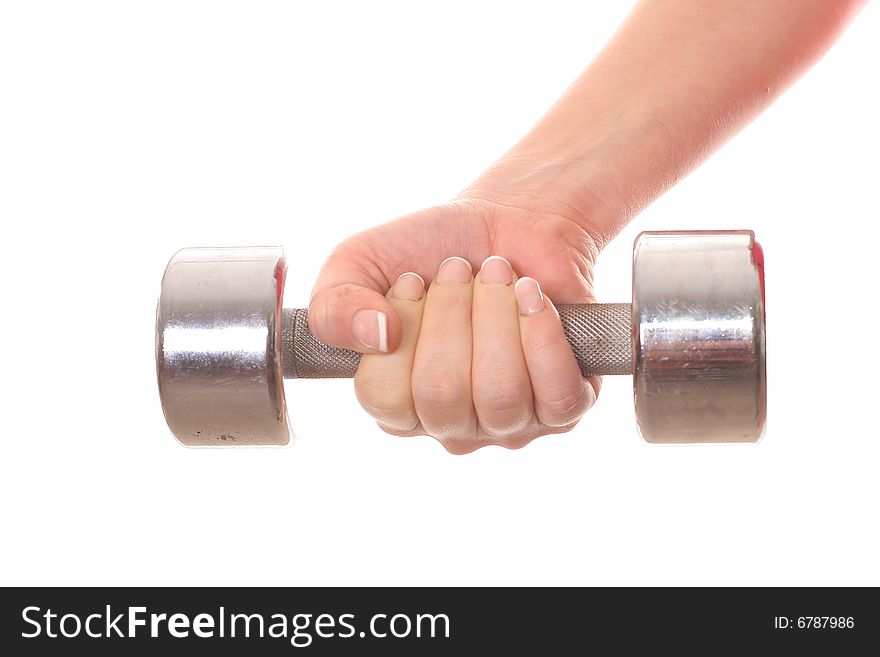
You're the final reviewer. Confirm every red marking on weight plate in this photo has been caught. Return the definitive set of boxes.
[752,241,765,312]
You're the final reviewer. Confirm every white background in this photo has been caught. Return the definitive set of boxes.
[1,1,878,586]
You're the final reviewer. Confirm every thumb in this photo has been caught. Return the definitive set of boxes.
[308,244,402,354]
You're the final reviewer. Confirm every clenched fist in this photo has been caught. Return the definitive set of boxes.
[308,200,602,453]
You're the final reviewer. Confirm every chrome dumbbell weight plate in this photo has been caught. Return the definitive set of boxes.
[156,247,289,445]
[633,232,765,443]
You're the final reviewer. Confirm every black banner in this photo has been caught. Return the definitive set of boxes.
[1,587,876,654]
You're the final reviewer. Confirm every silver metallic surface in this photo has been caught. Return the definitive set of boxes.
[632,231,766,443]
[557,303,632,376]
[281,305,632,380]
[282,308,361,378]
[156,247,289,446]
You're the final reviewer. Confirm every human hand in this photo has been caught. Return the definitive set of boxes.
[309,199,602,453]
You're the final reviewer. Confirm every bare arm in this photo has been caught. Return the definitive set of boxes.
[465,0,867,246]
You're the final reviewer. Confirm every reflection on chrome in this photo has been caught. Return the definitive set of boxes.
[641,315,754,335]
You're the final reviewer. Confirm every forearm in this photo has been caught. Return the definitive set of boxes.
[463,0,866,246]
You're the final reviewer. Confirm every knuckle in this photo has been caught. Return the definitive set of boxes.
[550,422,579,434]
[412,369,470,411]
[437,438,482,455]
[474,377,533,438]
[473,377,532,416]
[478,408,532,438]
[480,420,531,439]
[494,435,537,450]
[376,422,419,437]
[411,369,473,438]
[328,289,354,319]
[540,387,589,426]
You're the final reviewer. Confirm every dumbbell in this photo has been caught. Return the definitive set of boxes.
[156,230,766,447]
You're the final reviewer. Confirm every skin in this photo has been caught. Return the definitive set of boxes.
[309,0,866,454]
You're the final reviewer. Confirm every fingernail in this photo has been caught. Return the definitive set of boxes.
[480,255,512,285]
[352,309,388,352]
[391,272,425,301]
[514,277,545,315]
[436,257,473,284]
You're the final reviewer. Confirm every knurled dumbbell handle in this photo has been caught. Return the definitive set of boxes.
[281,303,632,379]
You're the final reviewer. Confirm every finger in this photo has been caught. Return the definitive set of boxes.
[471,256,534,439]
[354,273,426,432]
[309,242,402,354]
[376,421,424,438]
[515,277,596,427]
[411,257,481,447]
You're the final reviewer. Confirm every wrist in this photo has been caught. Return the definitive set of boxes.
[459,141,629,250]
